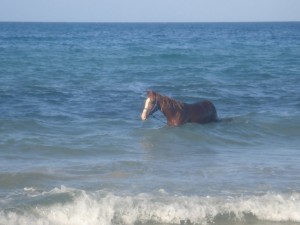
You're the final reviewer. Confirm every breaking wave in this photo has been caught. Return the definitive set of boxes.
[1,186,300,225]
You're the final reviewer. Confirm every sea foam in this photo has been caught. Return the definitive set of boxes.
[1,187,300,225]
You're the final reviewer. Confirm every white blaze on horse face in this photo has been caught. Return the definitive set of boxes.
[141,98,151,120]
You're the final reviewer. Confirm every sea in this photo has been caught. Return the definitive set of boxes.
[0,22,300,225]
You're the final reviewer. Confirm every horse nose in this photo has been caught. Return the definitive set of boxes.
[141,109,147,120]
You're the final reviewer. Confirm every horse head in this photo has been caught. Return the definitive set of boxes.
[141,90,159,120]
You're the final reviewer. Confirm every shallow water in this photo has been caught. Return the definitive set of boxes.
[0,22,300,225]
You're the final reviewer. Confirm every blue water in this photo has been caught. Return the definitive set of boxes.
[0,22,300,225]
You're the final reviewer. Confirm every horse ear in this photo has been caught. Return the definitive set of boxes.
[147,90,156,97]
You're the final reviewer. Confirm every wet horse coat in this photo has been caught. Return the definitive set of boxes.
[141,91,218,126]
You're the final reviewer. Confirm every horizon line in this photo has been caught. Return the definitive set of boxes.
[0,20,300,24]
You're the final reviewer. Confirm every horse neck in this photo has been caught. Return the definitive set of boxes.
[157,94,185,116]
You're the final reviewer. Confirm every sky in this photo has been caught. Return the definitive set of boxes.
[1,0,300,22]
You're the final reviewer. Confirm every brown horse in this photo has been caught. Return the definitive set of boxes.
[141,90,218,126]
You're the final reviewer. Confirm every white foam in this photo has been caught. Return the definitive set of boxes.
[1,189,300,225]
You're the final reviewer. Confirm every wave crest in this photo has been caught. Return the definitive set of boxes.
[1,187,300,225]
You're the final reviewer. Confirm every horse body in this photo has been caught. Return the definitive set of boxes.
[187,100,218,124]
[141,91,217,126]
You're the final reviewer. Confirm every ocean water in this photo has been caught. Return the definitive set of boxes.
[0,22,300,225]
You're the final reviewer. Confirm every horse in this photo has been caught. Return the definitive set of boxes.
[141,90,218,126]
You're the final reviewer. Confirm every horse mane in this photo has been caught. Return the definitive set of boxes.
[156,93,185,112]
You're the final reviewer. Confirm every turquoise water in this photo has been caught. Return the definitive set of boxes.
[0,22,300,225]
